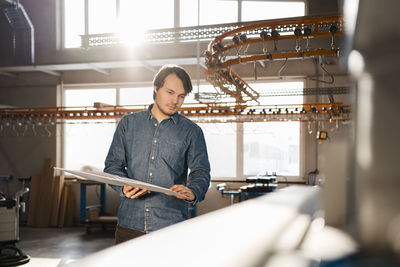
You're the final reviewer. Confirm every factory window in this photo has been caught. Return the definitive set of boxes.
[180,0,238,27]
[241,1,305,22]
[62,81,302,179]
[119,87,154,106]
[63,0,174,48]
[243,81,303,177]
[199,123,237,178]
[88,0,117,34]
[63,88,117,170]
[64,0,85,48]
[63,0,305,48]
[117,0,174,42]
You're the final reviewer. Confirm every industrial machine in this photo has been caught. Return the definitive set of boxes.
[217,172,278,204]
[0,175,30,266]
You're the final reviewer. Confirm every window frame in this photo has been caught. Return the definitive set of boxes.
[60,79,305,182]
[60,0,306,49]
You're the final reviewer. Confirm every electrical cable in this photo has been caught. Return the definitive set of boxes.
[307,169,319,185]
[0,245,30,266]
[279,176,289,187]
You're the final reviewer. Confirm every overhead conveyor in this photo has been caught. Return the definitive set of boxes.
[0,15,350,126]
[204,14,344,104]
[0,102,350,126]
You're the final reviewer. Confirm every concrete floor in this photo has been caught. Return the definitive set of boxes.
[15,226,115,266]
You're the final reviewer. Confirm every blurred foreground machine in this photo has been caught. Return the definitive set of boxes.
[63,186,357,267]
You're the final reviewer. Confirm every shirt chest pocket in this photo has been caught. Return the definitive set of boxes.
[160,138,187,173]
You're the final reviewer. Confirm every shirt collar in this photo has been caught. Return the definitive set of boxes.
[147,104,179,124]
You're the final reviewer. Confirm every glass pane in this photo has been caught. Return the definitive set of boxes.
[118,0,173,42]
[243,121,300,176]
[64,119,116,170]
[180,0,198,27]
[120,87,154,106]
[88,0,117,34]
[243,81,303,176]
[181,0,237,27]
[65,88,116,107]
[64,0,84,48]
[64,89,117,170]
[198,123,236,178]
[242,1,305,21]
[186,83,237,178]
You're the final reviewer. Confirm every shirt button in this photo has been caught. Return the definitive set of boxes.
[154,140,157,143]
[154,123,157,127]
[151,156,154,160]
[145,208,149,212]
[149,172,153,176]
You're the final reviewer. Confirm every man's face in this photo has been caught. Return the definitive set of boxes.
[153,73,186,116]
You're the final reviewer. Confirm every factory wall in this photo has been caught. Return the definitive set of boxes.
[0,85,57,222]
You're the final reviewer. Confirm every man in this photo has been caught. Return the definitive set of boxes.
[104,65,211,244]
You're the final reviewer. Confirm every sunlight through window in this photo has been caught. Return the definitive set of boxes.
[243,81,303,177]
[120,87,154,106]
[118,0,173,45]
[88,0,117,34]
[242,1,305,21]
[63,81,303,178]
[180,0,237,27]
[64,0,84,48]
[64,89,116,170]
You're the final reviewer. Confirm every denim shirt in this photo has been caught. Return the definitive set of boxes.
[104,104,211,232]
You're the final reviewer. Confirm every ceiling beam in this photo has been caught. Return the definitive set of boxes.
[89,65,110,75]
[40,69,61,77]
[140,61,157,73]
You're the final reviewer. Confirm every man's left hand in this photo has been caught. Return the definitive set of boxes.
[169,185,195,201]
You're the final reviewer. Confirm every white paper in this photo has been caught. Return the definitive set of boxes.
[54,167,187,198]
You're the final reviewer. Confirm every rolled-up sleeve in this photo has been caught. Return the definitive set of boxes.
[186,127,211,203]
[104,117,129,196]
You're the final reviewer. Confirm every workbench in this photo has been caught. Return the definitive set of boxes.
[79,181,117,233]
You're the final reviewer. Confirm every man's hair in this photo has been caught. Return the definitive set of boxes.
[153,65,192,100]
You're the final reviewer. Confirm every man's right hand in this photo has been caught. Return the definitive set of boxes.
[123,186,149,199]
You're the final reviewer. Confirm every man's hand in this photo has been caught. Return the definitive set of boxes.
[123,185,149,199]
[169,185,195,201]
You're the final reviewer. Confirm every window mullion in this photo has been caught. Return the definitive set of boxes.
[175,0,180,28]
[84,0,89,35]
[116,0,120,18]
[236,122,243,179]
[238,0,242,23]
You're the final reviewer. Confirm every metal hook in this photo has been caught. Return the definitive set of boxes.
[243,43,250,57]
[262,40,268,54]
[221,52,226,62]
[309,56,335,84]
[12,124,19,137]
[295,38,301,52]
[31,124,37,136]
[307,122,313,134]
[22,124,28,137]
[278,58,288,78]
